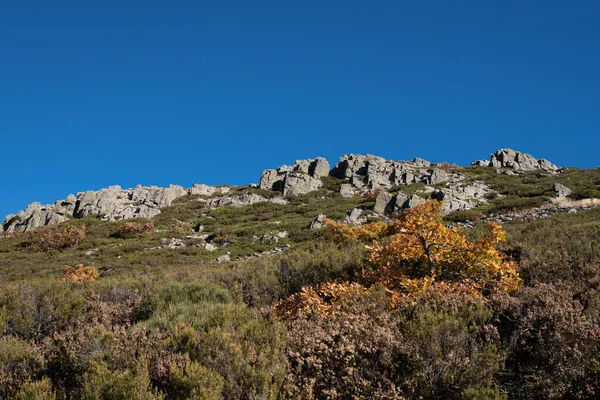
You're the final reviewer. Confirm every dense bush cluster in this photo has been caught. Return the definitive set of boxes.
[114,221,154,238]
[30,225,86,251]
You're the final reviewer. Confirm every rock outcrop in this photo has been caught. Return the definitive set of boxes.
[473,149,560,172]
[330,154,454,191]
[373,181,492,217]
[431,181,492,215]
[343,208,367,225]
[259,157,329,196]
[553,183,572,198]
[208,193,288,208]
[5,148,560,234]
[2,184,222,233]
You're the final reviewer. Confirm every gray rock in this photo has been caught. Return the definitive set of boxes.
[343,208,367,225]
[428,169,449,185]
[3,183,193,233]
[472,160,490,167]
[487,149,560,172]
[310,214,326,229]
[190,184,217,196]
[269,197,289,205]
[431,181,492,215]
[392,192,409,213]
[331,154,447,191]
[283,172,323,196]
[293,159,311,174]
[259,157,330,195]
[310,157,330,178]
[209,193,271,208]
[339,184,355,198]
[259,169,283,190]
[217,254,231,263]
[553,183,572,198]
[373,191,395,214]
[413,157,431,167]
[404,195,426,209]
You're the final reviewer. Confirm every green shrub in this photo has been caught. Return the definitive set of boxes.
[489,195,549,214]
[81,360,162,400]
[167,360,223,400]
[0,282,87,340]
[134,281,233,325]
[12,377,56,400]
[320,176,346,191]
[444,209,484,223]
[0,337,44,399]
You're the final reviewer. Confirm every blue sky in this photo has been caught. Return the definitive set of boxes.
[1,1,599,217]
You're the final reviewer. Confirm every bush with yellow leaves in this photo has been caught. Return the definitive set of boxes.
[275,200,520,319]
[63,264,98,283]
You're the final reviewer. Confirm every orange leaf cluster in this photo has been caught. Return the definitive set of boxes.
[63,264,98,283]
[324,218,387,243]
[365,201,520,293]
[274,282,368,320]
[276,201,520,319]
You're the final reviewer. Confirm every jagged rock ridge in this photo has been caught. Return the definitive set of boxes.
[3,148,563,233]
[2,184,229,233]
[472,149,560,172]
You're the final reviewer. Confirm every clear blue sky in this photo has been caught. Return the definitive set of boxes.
[1,1,599,217]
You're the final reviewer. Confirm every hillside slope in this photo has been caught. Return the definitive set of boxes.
[1,148,600,399]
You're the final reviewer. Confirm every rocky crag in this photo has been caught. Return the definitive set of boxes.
[3,149,566,233]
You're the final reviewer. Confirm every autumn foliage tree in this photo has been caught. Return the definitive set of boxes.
[276,200,520,318]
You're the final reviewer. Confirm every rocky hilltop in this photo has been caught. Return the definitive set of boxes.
[2,149,564,233]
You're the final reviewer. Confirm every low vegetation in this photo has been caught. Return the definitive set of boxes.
[2,170,600,398]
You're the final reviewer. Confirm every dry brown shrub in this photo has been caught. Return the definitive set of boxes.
[31,225,85,251]
[115,220,154,238]
[63,264,98,283]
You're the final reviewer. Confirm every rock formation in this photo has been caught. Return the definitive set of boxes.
[208,193,288,208]
[553,183,572,198]
[2,184,223,233]
[473,149,560,172]
[3,148,564,233]
[431,181,492,215]
[259,157,330,196]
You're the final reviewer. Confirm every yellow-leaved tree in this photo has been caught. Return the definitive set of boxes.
[275,200,520,319]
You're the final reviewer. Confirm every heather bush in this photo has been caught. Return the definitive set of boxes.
[493,285,600,399]
[489,195,550,214]
[81,360,162,400]
[0,282,87,340]
[0,337,45,398]
[167,360,224,399]
[160,310,286,400]
[283,289,504,399]
[30,224,86,251]
[12,378,56,400]
[114,220,154,238]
